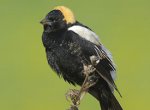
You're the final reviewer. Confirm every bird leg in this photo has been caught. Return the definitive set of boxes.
[66,64,98,110]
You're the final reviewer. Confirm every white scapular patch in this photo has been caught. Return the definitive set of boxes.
[68,25,100,45]
[68,25,116,80]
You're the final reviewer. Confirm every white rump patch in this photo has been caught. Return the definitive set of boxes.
[110,70,116,80]
[68,25,100,45]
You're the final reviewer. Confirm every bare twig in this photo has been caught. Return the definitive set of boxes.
[66,66,97,110]
[68,105,79,110]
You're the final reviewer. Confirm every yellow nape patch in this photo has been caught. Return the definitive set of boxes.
[54,6,76,24]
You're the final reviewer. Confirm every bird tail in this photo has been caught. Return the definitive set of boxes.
[98,88,123,110]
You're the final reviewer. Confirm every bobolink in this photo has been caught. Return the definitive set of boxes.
[40,6,123,110]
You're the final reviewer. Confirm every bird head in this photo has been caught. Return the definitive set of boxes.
[40,6,76,33]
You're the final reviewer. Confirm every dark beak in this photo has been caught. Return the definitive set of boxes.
[40,18,52,25]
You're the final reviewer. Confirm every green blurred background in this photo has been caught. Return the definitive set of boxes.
[0,0,150,110]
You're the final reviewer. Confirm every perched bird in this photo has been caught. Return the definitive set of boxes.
[40,6,123,110]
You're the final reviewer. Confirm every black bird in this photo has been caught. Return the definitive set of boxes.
[40,6,123,110]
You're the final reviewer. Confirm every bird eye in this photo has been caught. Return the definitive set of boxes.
[49,18,54,21]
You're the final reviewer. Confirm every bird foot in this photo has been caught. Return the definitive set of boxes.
[83,65,96,76]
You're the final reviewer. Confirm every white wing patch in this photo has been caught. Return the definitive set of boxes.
[68,25,100,45]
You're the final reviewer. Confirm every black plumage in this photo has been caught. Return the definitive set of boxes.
[41,6,123,110]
